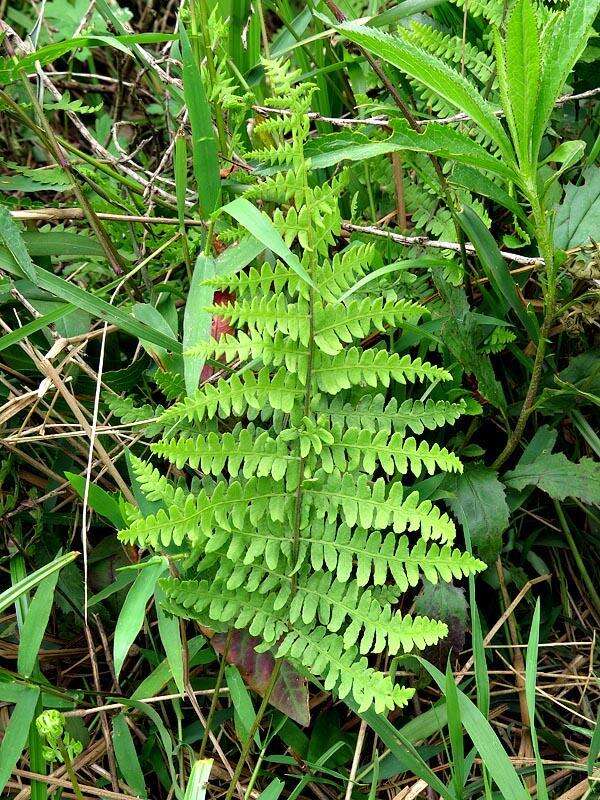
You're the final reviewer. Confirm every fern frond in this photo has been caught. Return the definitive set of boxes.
[152,423,300,487]
[313,348,451,393]
[306,471,457,543]
[317,395,468,435]
[162,576,418,713]
[329,428,463,476]
[160,367,303,425]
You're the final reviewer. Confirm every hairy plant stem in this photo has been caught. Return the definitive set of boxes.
[492,194,557,469]
[321,0,470,273]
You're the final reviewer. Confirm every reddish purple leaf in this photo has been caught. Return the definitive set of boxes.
[211,629,310,726]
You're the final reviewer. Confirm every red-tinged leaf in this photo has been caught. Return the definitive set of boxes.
[211,629,310,726]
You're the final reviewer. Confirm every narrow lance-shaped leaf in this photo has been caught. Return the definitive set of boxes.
[458,204,539,342]
[531,0,600,162]
[337,22,516,165]
[112,713,148,798]
[0,552,79,615]
[222,197,314,287]
[0,686,40,793]
[0,204,37,281]
[113,559,167,679]
[504,0,540,166]
[17,559,63,678]
[183,254,215,397]
[180,25,220,217]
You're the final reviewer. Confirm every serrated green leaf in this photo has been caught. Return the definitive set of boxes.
[505,0,540,164]
[446,464,510,563]
[504,452,600,503]
[0,205,36,281]
[531,0,600,161]
[554,166,600,249]
[337,22,515,163]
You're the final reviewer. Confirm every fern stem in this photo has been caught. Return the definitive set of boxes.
[198,628,233,759]
[224,660,282,800]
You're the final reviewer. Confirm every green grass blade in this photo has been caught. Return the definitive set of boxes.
[17,560,62,678]
[525,599,549,800]
[180,24,220,217]
[416,657,530,800]
[0,686,40,793]
[0,552,79,615]
[113,559,166,680]
[112,713,148,798]
[0,251,181,353]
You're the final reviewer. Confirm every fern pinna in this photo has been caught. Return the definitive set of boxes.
[118,62,485,715]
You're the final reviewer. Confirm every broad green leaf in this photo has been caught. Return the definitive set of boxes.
[531,0,600,161]
[222,197,313,286]
[305,124,517,181]
[112,713,148,798]
[525,600,549,800]
[17,562,62,677]
[415,581,467,668]
[133,302,177,362]
[389,123,518,181]
[184,759,213,800]
[113,559,166,679]
[505,0,540,164]
[0,686,40,794]
[180,25,220,217]
[65,471,124,529]
[0,252,182,354]
[183,254,215,396]
[0,205,36,281]
[0,552,78,615]
[213,236,264,279]
[21,230,106,258]
[446,464,510,563]
[155,584,185,695]
[417,658,530,800]
[459,204,539,341]
[337,23,515,163]
[504,453,600,503]
[554,166,600,249]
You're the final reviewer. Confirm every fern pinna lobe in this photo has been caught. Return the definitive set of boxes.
[119,61,484,714]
